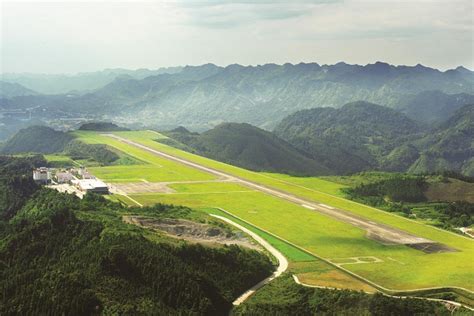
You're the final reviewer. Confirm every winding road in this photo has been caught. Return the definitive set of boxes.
[210,214,288,305]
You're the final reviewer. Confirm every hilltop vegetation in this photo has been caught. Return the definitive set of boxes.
[274,101,422,174]
[408,104,474,176]
[333,172,474,230]
[163,123,330,176]
[78,122,129,131]
[274,102,474,176]
[235,275,454,316]
[0,126,73,154]
[0,156,274,315]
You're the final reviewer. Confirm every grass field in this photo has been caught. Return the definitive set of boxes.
[73,130,474,296]
[44,154,76,167]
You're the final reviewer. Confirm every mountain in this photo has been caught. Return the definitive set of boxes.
[1,126,73,154]
[398,91,474,124]
[1,62,473,131]
[274,101,474,176]
[409,104,474,176]
[163,123,330,176]
[1,66,183,94]
[274,101,423,174]
[0,81,38,98]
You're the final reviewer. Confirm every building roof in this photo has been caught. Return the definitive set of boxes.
[72,179,108,190]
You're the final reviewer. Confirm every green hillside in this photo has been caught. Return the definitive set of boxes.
[409,104,474,176]
[274,101,422,174]
[0,126,73,154]
[163,123,331,176]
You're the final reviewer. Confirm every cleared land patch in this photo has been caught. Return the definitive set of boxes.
[123,215,259,249]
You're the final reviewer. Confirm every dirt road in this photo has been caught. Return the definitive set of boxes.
[210,214,288,305]
[104,134,445,249]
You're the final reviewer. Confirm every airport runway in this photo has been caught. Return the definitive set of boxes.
[105,134,448,250]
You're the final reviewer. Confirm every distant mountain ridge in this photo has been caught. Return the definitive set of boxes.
[1,62,472,131]
[1,66,183,94]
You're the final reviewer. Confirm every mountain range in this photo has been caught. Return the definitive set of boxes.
[1,67,182,95]
[2,101,472,176]
[0,81,38,98]
[1,62,473,132]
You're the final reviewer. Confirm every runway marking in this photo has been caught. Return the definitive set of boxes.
[319,203,335,209]
[329,256,383,265]
[387,257,405,265]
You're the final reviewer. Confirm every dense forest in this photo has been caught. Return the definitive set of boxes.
[0,156,274,315]
[275,102,473,176]
[340,173,474,230]
[234,275,459,316]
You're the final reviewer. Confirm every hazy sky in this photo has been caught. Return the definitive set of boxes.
[1,0,473,74]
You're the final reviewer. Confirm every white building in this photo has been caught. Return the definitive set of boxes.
[72,179,109,194]
[33,167,51,184]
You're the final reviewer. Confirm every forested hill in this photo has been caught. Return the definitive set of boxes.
[0,81,39,98]
[408,104,474,176]
[274,101,422,174]
[2,62,473,130]
[274,102,474,176]
[162,123,331,176]
[1,126,73,154]
[0,156,274,315]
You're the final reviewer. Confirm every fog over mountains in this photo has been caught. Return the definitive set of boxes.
[1,62,473,133]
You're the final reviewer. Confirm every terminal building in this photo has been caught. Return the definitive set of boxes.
[56,172,74,184]
[72,179,109,194]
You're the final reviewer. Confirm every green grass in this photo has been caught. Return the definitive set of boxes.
[44,154,76,167]
[129,189,473,292]
[167,182,254,193]
[74,131,216,183]
[70,130,474,293]
[202,207,316,262]
[261,172,348,197]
